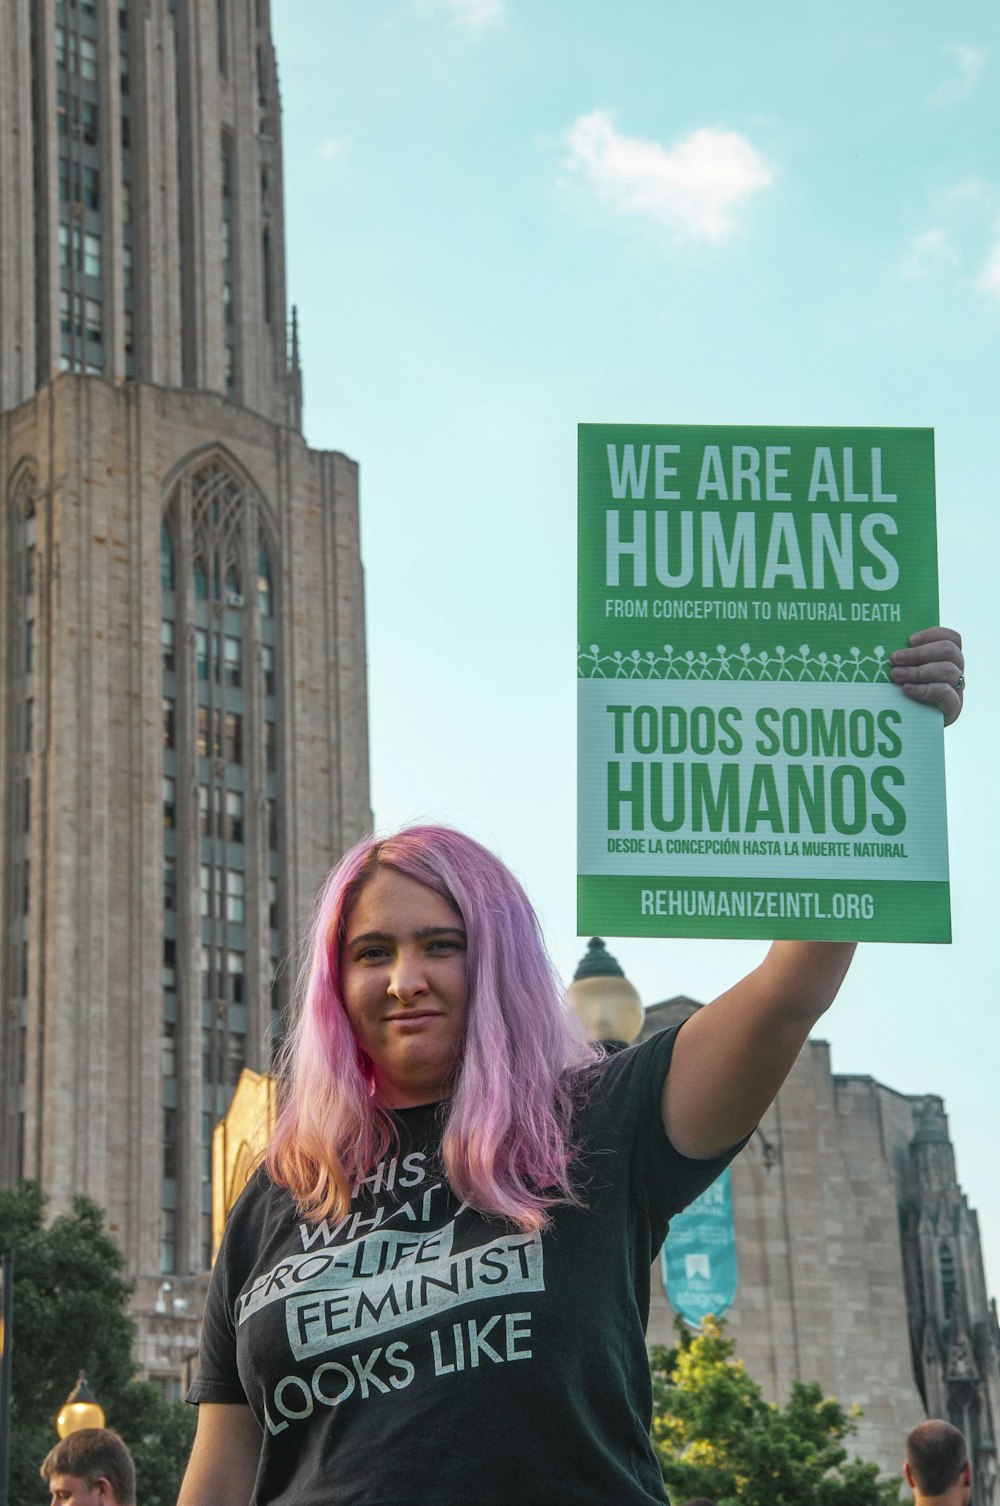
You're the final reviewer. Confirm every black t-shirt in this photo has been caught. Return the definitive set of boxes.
[189,1026,739,1505]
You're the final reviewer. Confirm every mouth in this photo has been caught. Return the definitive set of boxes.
[386,1010,442,1024]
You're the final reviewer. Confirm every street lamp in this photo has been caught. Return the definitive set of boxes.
[568,937,643,1046]
[56,1373,105,1437]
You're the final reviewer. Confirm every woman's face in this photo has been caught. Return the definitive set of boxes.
[341,866,468,1108]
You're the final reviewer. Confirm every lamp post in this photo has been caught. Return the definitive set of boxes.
[56,1373,105,1438]
[567,937,643,1046]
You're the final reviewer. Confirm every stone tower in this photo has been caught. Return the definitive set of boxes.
[0,0,371,1386]
[903,1098,1000,1504]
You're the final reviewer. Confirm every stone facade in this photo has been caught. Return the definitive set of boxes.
[0,0,295,418]
[642,999,1000,1499]
[0,0,370,1391]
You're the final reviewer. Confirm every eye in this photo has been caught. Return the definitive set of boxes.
[352,944,390,964]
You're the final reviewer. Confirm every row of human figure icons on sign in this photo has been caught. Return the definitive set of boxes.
[577,642,890,681]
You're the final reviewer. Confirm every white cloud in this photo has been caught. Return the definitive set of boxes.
[903,227,959,280]
[318,136,350,162]
[900,191,1000,311]
[561,110,773,244]
[942,177,993,210]
[931,43,987,106]
[413,0,505,30]
[978,233,1000,303]
[450,0,504,24]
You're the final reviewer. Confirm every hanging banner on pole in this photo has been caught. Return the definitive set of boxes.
[661,1168,738,1328]
[578,424,950,942]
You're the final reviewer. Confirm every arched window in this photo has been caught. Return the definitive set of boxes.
[10,467,35,523]
[162,452,279,1270]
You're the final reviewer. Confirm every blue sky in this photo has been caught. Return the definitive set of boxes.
[271,1,999,1290]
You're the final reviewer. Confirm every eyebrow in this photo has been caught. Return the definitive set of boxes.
[347,926,467,947]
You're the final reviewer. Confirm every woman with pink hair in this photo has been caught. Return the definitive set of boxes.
[179,629,964,1506]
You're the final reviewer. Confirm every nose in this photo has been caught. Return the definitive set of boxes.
[387,947,429,1004]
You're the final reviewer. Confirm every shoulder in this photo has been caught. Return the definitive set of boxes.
[569,1026,682,1148]
[227,1162,293,1223]
[579,1026,747,1226]
[586,1026,683,1105]
[215,1166,298,1283]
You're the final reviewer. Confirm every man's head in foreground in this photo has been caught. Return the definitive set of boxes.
[40,1428,136,1506]
[904,1420,972,1503]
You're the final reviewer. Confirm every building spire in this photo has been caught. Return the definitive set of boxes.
[287,304,303,430]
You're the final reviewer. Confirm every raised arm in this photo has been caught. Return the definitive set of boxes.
[661,626,964,1160]
[176,1403,262,1506]
[662,940,854,1158]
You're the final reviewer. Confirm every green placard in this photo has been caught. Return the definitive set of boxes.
[578,424,950,941]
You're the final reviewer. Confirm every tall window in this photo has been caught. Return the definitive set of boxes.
[939,1243,957,1318]
[221,135,236,395]
[216,0,228,74]
[162,455,279,1269]
[3,468,38,1178]
[56,0,105,374]
[120,0,135,375]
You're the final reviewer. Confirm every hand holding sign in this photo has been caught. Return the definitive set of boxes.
[890,627,964,727]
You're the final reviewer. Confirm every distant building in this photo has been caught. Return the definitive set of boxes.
[640,998,1000,1501]
[0,0,370,1390]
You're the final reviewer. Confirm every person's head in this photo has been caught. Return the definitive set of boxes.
[904,1420,971,1501]
[40,1429,135,1506]
[340,861,468,1109]
[267,825,598,1227]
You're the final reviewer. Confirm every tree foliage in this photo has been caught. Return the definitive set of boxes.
[0,1181,195,1505]
[650,1316,903,1506]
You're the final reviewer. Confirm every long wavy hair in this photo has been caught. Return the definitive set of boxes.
[266,826,601,1231]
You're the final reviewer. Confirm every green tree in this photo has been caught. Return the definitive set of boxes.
[0,1181,196,1505]
[650,1316,903,1506]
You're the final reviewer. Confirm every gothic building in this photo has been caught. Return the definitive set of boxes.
[639,996,1000,1502]
[903,1096,1000,1497]
[0,0,371,1387]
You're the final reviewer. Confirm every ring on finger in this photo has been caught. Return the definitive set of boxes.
[956,673,966,690]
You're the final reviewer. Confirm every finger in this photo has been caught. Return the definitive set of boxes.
[906,626,962,651]
[890,657,964,689]
[890,638,964,673]
[899,680,963,727]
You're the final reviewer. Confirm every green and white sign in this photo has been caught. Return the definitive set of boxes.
[578,424,950,942]
[661,1168,738,1328]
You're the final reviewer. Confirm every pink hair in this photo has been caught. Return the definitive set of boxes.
[266,826,600,1230]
